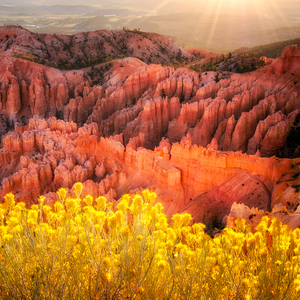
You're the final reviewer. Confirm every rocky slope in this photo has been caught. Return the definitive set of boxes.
[0,116,294,219]
[0,25,194,67]
[0,26,300,226]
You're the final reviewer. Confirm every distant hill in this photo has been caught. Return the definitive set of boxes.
[236,37,300,58]
[0,25,195,69]
[72,16,116,31]
[0,19,28,26]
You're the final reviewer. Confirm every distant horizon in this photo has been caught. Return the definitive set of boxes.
[1,0,300,52]
[2,0,300,8]
[1,0,300,17]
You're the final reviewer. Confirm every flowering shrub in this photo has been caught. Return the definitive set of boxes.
[0,184,300,299]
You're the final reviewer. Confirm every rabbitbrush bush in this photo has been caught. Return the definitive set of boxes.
[0,183,300,299]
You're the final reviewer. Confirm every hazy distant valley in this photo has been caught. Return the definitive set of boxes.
[1,0,300,53]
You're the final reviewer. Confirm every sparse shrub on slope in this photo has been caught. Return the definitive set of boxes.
[242,38,300,59]
[0,185,300,299]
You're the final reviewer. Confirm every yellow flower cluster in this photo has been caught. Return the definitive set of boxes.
[0,186,300,299]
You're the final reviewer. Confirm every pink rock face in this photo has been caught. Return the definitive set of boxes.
[0,53,85,125]
[29,72,47,116]
[0,71,21,117]
[55,83,69,110]
[6,75,21,117]
[180,172,272,225]
[225,202,300,230]
[64,85,104,125]
[123,96,181,149]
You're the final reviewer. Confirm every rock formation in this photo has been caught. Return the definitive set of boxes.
[0,115,297,223]
[1,26,300,226]
[0,25,194,66]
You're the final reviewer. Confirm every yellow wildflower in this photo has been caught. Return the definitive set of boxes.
[31,204,39,211]
[57,188,67,201]
[6,216,19,227]
[3,234,13,242]
[95,196,107,211]
[157,260,167,270]
[43,205,52,215]
[103,257,111,268]
[129,194,143,216]
[115,210,123,228]
[74,182,83,198]
[156,215,168,231]
[136,234,143,241]
[142,189,157,204]
[235,218,247,233]
[120,193,130,204]
[176,243,185,253]
[192,223,206,234]
[38,196,45,205]
[54,201,63,213]
[121,226,130,238]
[137,286,145,294]
[3,193,15,211]
[84,195,93,206]
[28,209,38,221]
[181,214,192,227]
[11,225,21,235]
[104,272,112,283]
[108,213,117,229]
[116,199,128,212]
[275,260,282,266]
[172,214,182,228]
[14,202,25,212]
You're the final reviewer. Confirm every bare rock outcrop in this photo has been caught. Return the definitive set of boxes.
[225,202,300,230]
